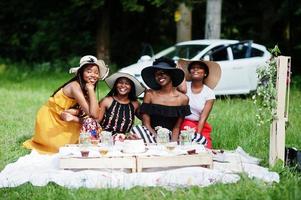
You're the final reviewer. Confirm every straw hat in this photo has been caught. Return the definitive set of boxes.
[141,57,185,90]
[177,59,221,89]
[69,55,109,80]
[105,72,145,96]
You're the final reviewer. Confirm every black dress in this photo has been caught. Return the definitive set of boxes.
[100,99,135,134]
[140,103,191,131]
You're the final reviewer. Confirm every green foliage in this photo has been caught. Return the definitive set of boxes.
[121,0,145,12]
[1,0,301,75]
[253,45,281,126]
[71,0,105,9]
[0,58,80,82]
[120,0,166,12]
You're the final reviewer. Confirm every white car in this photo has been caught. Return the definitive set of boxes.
[119,39,271,96]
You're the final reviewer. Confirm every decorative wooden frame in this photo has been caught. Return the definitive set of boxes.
[269,56,291,166]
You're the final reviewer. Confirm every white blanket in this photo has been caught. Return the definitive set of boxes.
[0,147,279,189]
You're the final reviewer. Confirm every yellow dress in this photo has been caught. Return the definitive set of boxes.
[23,89,81,154]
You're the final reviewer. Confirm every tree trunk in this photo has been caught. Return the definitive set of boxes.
[176,3,192,42]
[205,0,222,39]
[96,1,110,63]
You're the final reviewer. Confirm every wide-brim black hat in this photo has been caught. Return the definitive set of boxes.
[141,62,185,90]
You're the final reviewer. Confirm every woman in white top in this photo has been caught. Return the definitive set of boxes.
[177,60,221,148]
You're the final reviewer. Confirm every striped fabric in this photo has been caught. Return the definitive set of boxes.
[131,125,156,144]
[132,125,207,145]
[192,133,207,145]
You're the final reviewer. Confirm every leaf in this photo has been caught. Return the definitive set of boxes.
[253,45,280,126]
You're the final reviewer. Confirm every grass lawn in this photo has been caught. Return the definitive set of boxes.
[0,68,300,200]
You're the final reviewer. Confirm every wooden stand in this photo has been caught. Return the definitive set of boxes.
[269,56,291,166]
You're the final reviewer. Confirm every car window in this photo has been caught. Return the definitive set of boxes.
[231,44,250,59]
[204,45,229,61]
[250,47,264,57]
[230,43,264,59]
[163,49,177,59]
[164,44,208,60]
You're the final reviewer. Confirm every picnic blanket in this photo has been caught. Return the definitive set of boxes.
[0,147,279,189]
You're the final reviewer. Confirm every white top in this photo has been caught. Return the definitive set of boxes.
[185,82,215,121]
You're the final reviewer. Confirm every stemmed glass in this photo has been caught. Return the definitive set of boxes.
[99,131,113,156]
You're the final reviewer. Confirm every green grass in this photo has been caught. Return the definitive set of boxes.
[0,67,301,199]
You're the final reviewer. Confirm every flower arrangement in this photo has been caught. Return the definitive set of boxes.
[155,126,170,143]
[155,126,170,135]
[252,45,281,125]
[180,126,195,144]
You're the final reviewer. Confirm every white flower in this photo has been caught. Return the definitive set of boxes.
[155,126,170,136]
[155,126,162,131]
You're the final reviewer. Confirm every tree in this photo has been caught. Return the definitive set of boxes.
[205,0,222,39]
[176,3,192,42]
[95,0,166,63]
[96,1,111,63]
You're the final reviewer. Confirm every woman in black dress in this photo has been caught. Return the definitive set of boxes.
[137,57,191,142]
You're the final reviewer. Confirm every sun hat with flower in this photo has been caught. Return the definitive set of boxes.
[69,55,109,80]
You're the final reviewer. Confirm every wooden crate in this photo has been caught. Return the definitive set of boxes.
[136,152,213,172]
[59,156,137,172]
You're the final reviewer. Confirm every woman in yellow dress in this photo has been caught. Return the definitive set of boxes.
[23,55,109,154]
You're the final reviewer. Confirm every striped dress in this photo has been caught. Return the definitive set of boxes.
[100,99,135,134]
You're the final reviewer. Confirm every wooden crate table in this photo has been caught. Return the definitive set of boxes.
[59,156,137,172]
[59,145,212,173]
[136,152,213,172]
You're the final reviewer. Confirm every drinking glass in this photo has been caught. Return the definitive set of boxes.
[180,130,192,145]
[100,131,113,146]
[79,132,91,145]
